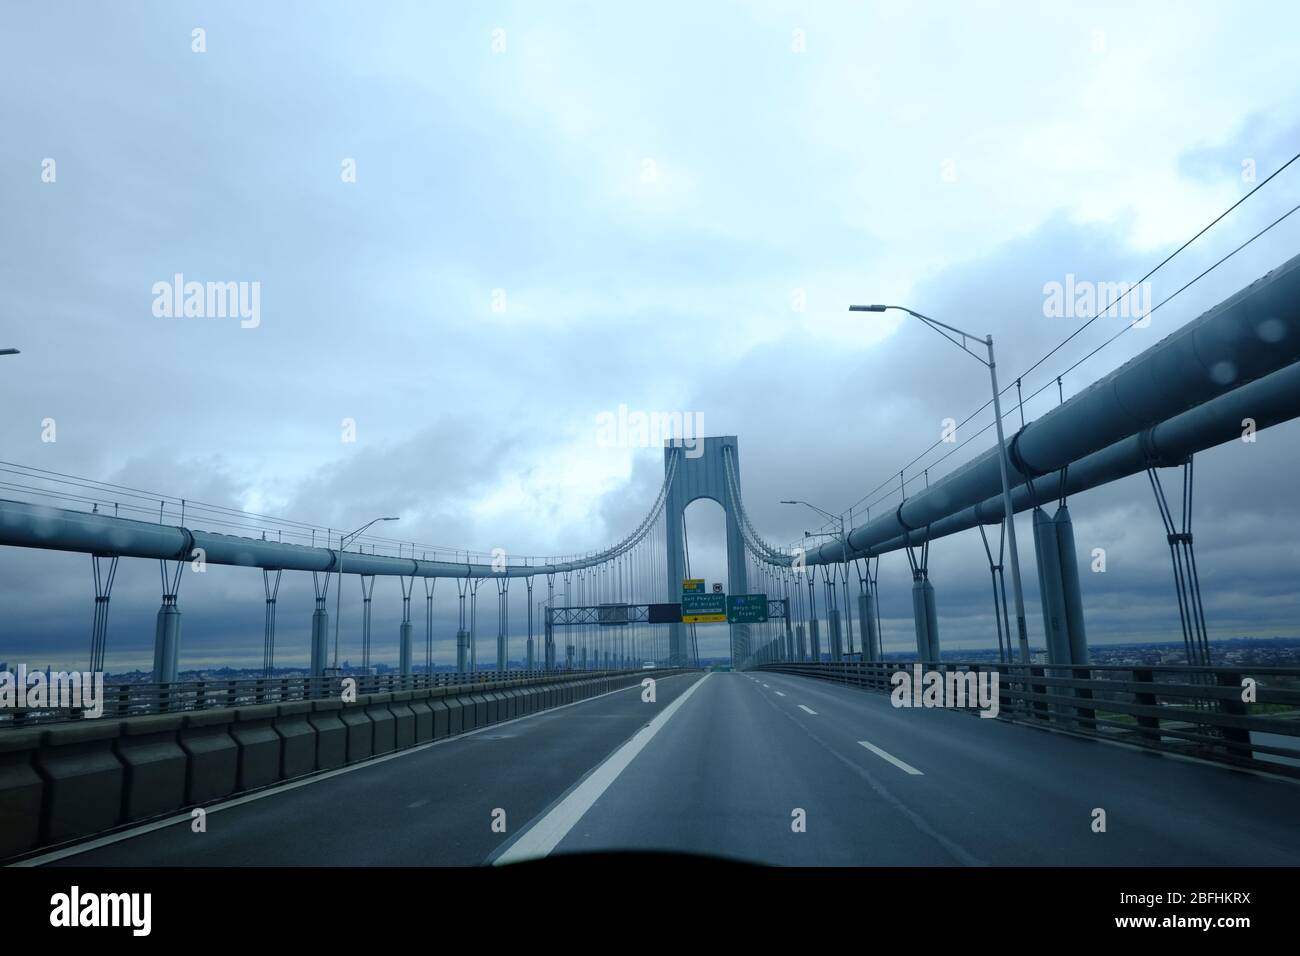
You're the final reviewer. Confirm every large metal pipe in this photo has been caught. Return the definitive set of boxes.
[865,351,1300,555]
[0,501,614,579]
[827,607,843,660]
[807,252,1300,565]
[1055,504,1089,665]
[859,591,880,661]
[309,607,330,675]
[1032,507,1070,666]
[909,577,924,659]
[399,622,413,676]
[152,603,181,683]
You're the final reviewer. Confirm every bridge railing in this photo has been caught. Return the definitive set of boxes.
[0,667,659,726]
[755,659,1300,777]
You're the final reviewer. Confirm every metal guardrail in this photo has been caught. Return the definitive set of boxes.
[756,660,1300,777]
[0,667,658,726]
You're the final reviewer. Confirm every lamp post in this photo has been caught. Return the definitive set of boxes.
[536,591,571,625]
[781,499,854,656]
[849,304,1030,663]
[332,516,399,670]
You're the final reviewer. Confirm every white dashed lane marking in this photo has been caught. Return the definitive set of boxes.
[858,739,924,776]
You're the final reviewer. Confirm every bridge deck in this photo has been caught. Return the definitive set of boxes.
[34,672,1300,867]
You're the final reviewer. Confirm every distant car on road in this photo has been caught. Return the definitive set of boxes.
[641,661,656,669]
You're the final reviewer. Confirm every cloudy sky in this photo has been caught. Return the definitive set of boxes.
[1,1,1299,670]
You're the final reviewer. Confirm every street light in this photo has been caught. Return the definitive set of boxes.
[849,303,1031,663]
[781,499,854,656]
[536,590,572,623]
[782,499,846,558]
[332,516,399,670]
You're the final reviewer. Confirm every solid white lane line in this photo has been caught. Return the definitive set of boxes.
[493,672,712,865]
[797,705,817,715]
[858,739,924,776]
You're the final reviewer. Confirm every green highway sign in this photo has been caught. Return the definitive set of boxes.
[726,593,768,624]
[682,591,726,623]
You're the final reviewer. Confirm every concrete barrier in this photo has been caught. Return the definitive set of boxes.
[115,713,187,823]
[0,729,44,857]
[37,719,124,845]
[456,689,476,728]
[339,698,373,763]
[390,692,416,750]
[231,704,283,791]
[179,709,238,803]
[442,691,465,734]
[462,690,482,730]
[484,688,503,723]
[274,701,317,779]
[365,694,397,755]
[308,699,347,770]
[407,691,434,743]
[428,690,451,738]
[469,688,489,727]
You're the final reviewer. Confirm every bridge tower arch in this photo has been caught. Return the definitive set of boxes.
[664,436,750,666]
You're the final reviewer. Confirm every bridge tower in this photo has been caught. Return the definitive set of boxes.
[664,436,749,667]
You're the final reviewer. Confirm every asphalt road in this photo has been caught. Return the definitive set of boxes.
[32,670,1300,866]
[40,672,702,866]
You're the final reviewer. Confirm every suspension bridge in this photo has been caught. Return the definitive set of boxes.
[2,253,1300,866]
